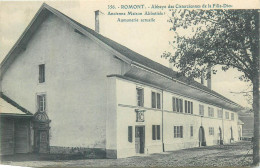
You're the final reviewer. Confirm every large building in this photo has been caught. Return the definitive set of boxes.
[0,3,243,158]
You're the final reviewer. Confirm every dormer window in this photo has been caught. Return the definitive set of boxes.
[39,64,45,83]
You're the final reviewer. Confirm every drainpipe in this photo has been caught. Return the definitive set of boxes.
[222,108,224,143]
[161,90,165,152]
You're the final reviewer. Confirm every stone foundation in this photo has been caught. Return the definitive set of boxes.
[50,146,106,159]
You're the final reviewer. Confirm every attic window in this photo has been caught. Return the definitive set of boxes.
[39,64,45,83]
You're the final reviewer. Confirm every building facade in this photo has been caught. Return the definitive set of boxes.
[0,3,242,158]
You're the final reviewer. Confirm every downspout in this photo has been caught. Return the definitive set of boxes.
[222,108,224,143]
[161,89,164,152]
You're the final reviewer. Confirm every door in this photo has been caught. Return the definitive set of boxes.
[135,126,145,153]
[15,120,29,153]
[0,118,15,155]
[199,126,206,146]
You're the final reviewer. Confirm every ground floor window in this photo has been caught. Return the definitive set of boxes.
[190,126,193,137]
[152,125,160,140]
[174,126,183,138]
[209,127,214,135]
[128,126,133,142]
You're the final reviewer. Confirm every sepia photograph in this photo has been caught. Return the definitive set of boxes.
[0,0,259,167]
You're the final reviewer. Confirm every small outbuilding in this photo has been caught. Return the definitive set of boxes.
[0,92,33,155]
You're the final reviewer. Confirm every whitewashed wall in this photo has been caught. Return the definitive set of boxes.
[1,13,125,149]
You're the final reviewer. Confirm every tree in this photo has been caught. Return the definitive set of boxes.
[162,10,259,165]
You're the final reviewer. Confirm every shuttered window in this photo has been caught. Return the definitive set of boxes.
[39,64,45,83]
[231,113,234,120]
[152,92,156,108]
[128,126,133,142]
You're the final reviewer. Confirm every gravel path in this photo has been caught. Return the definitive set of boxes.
[1,141,253,167]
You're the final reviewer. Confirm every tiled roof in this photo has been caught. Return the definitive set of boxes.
[48,4,240,108]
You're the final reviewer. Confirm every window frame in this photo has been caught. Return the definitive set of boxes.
[199,104,204,116]
[151,91,161,109]
[225,112,230,119]
[173,97,183,113]
[152,125,160,140]
[231,113,234,120]
[209,127,214,135]
[174,126,183,138]
[136,87,144,107]
[37,94,46,112]
[39,64,45,83]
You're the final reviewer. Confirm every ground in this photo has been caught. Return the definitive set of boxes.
[1,141,253,167]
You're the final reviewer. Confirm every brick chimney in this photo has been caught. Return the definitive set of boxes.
[95,10,100,33]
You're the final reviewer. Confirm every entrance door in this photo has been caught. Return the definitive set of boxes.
[199,126,206,146]
[219,127,223,145]
[135,126,145,153]
[15,120,29,153]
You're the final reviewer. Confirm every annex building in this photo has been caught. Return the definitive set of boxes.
[0,3,243,158]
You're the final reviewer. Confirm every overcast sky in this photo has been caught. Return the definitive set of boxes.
[0,1,254,108]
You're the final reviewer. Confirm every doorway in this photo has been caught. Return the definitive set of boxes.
[199,126,206,146]
[135,126,145,153]
[219,127,223,145]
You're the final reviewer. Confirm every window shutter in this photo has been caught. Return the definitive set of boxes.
[157,125,160,140]
[180,99,183,112]
[190,102,193,114]
[152,125,156,140]
[174,126,176,138]
[128,126,132,142]
[152,92,156,108]
[188,101,190,113]
[185,100,187,113]
[176,99,179,112]
[172,97,176,111]
[180,126,183,138]
[157,93,161,109]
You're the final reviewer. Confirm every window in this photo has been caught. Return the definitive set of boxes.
[231,113,234,120]
[174,126,183,138]
[225,112,229,119]
[151,92,161,109]
[190,126,193,137]
[209,127,214,135]
[217,109,223,118]
[208,107,214,117]
[37,94,46,112]
[185,100,193,114]
[136,88,144,107]
[128,126,133,142]
[199,104,204,116]
[39,64,45,83]
[172,97,183,112]
[152,125,160,140]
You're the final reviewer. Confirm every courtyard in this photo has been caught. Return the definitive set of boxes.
[1,141,253,167]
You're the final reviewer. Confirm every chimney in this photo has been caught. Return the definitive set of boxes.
[207,66,212,89]
[95,10,100,33]
[201,73,204,85]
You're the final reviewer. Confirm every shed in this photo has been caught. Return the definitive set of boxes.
[0,93,33,155]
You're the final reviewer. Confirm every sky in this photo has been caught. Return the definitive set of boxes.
[0,0,255,108]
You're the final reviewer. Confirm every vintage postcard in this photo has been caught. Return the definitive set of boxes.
[0,0,259,167]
